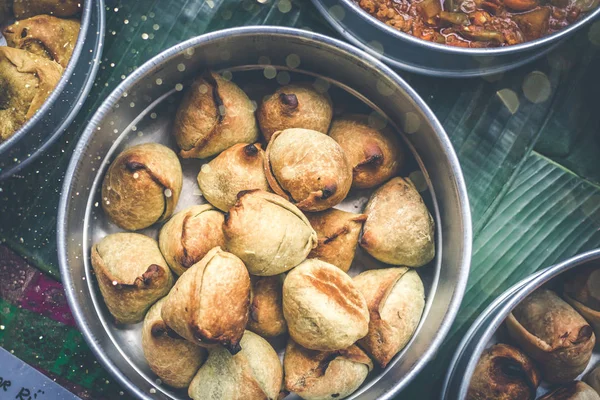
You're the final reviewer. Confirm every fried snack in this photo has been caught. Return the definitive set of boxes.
[188,330,283,400]
[3,15,80,68]
[538,381,600,400]
[248,275,287,338]
[90,233,174,324]
[0,47,62,142]
[283,259,369,351]
[161,247,250,354]
[197,142,270,211]
[173,72,258,159]
[506,289,595,383]
[258,84,333,142]
[101,143,182,231]
[306,209,366,272]
[13,0,81,19]
[564,264,600,337]
[158,205,226,276]
[284,339,373,400]
[360,177,435,267]
[466,343,540,400]
[223,190,317,276]
[329,115,404,189]
[353,268,424,368]
[585,364,600,394]
[141,298,207,389]
[265,128,352,212]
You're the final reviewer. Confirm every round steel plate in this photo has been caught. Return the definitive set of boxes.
[58,26,472,400]
[0,0,105,179]
[443,248,600,399]
[311,0,600,77]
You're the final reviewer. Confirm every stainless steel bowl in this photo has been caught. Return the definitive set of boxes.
[58,26,471,400]
[311,0,600,77]
[0,0,105,179]
[442,248,600,399]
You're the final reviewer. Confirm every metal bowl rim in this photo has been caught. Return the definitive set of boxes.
[314,0,600,56]
[57,25,472,400]
[441,268,545,398]
[0,0,106,179]
[310,4,563,77]
[442,248,600,399]
[0,1,97,154]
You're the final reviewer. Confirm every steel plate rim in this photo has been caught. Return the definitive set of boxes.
[0,0,106,179]
[442,248,600,400]
[58,25,472,400]
[310,0,565,77]
[314,0,600,56]
[441,268,545,398]
[0,0,95,154]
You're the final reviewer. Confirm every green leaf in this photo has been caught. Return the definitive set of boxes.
[404,151,600,398]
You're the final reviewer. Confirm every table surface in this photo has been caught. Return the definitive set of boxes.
[0,1,599,399]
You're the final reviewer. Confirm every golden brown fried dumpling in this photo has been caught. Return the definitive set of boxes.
[141,298,207,389]
[506,289,595,384]
[248,275,287,338]
[265,128,352,212]
[538,381,600,400]
[223,190,317,276]
[258,84,333,142]
[353,268,424,368]
[101,143,183,231]
[283,259,369,351]
[197,142,270,211]
[329,115,404,189]
[173,72,259,159]
[3,15,80,68]
[564,264,600,337]
[360,177,435,267]
[158,205,226,276]
[466,343,540,400]
[306,209,366,273]
[161,247,250,354]
[188,330,283,400]
[91,233,174,324]
[0,47,62,142]
[13,0,81,19]
[284,339,372,400]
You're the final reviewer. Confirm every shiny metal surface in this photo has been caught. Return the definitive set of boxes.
[58,26,472,400]
[311,0,600,77]
[442,248,600,399]
[0,0,105,179]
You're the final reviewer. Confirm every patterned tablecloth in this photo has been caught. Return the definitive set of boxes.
[0,0,599,398]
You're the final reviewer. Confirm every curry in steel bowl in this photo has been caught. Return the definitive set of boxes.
[0,0,82,143]
[355,0,598,47]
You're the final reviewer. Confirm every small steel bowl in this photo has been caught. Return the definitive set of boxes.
[442,248,600,399]
[58,26,471,399]
[311,0,600,77]
[0,0,105,179]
